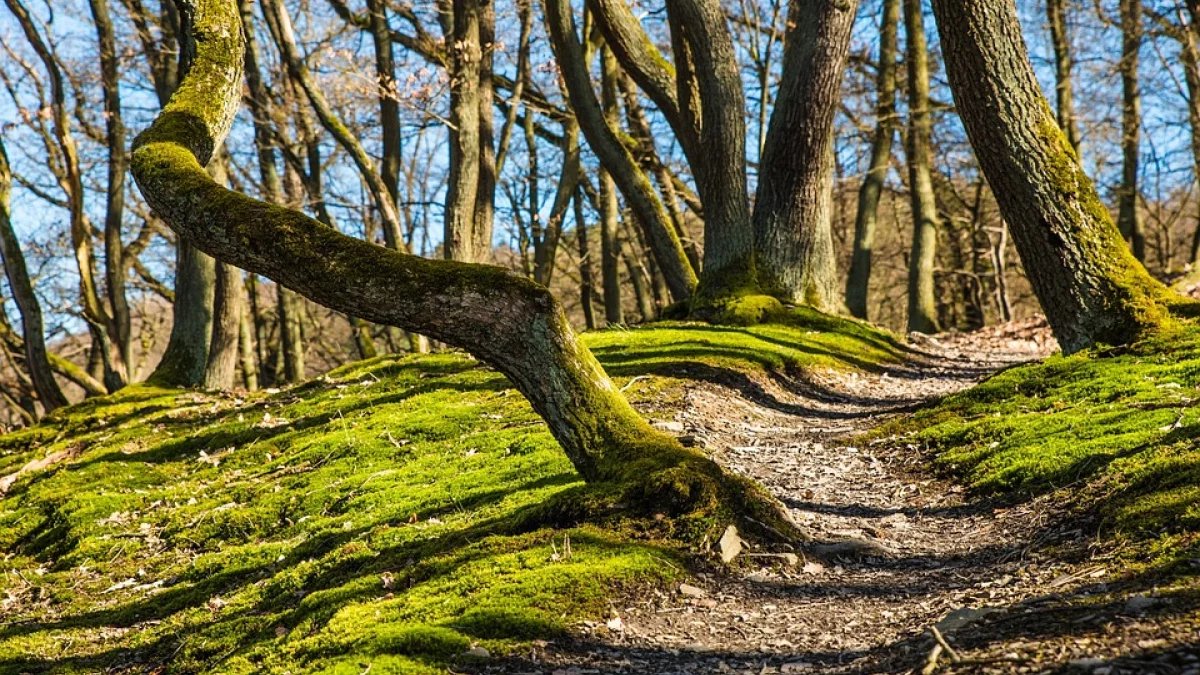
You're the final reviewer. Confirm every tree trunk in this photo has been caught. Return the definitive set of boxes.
[0,138,68,412]
[89,0,133,385]
[131,0,800,543]
[752,0,859,311]
[1046,0,1081,156]
[845,0,900,320]
[575,192,598,330]
[1118,0,1145,261]
[1181,4,1200,271]
[664,0,754,300]
[903,0,940,335]
[238,297,259,390]
[205,262,244,389]
[366,0,401,208]
[600,47,624,325]
[151,240,215,387]
[929,0,1176,353]
[443,0,495,263]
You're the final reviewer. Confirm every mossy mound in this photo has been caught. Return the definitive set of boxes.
[872,320,1200,572]
[0,311,898,674]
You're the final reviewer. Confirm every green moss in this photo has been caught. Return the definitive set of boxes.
[0,316,894,674]
[874,319,1200,573]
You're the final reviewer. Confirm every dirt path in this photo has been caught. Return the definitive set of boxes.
[475,326,1197,675]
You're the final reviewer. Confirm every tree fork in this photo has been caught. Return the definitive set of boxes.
[131,0,803,545]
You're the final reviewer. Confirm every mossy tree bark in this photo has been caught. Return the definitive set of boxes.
[929,0,1176,354]
[902,0,940,335]
[846,0,900,320]
[1118,0,1145,261]
[752,0,859,311]
[0,138,68,413]
[132,0,801,542]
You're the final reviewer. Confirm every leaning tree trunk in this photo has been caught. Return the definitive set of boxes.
[845,0,900,320]
[1118,0,1145,262]
[131,0,801,543]
[903,0,940,335]
[752,0,859,311]
[0,138,68,412]
[929,0,1177,354]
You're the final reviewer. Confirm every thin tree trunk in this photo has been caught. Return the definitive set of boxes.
[238,297,259,390]
[600,47,624,325]
[575,192,598,330]
[89,0,132,385]
[752,0,859,311]
[1118,0,1145,261]
[1181,4,1200,270]
[1046,0,1081,156]
[929,0,1176,353]
[846,0,900,319]
[366,0,401,209]
[903,0,940,334]
[0,138,68,412]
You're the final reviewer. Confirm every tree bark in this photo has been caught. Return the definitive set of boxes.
[443,0,496,263]
[0,138,68,412]
[929,0,1176,353]
[1183,4,1200,270]
[903,0,940,334]
[131,0,800,541]
[1046,0,1081,156]
[846,0,900,320]
[1118,0,1145,261]
[752,0,859,311]
[205,262,244,389]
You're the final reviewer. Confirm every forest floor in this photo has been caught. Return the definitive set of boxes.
[3,313,1200,675]
[474,321,1200,675]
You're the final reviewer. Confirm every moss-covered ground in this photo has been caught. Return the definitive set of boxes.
[874,320,1200,573]
[0,311,901,675]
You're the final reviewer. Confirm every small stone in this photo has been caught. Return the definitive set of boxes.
[719,525,744,563]
[464,646,490,658]
[679,583,708,598]
[606,617,624,631]
[1124,595,1159,614]
[654,420,685,433]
